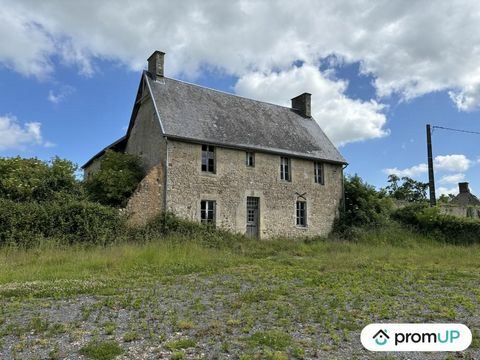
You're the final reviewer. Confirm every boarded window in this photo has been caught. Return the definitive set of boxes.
[296,201,307,227]
[201,145,215,173]
[246,152,255,167]
[201,200,216,225]
[280,157,291,181]
[314,162,325,185]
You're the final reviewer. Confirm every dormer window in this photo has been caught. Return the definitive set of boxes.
[201,145,215,173]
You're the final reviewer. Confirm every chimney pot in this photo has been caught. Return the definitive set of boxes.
[459,182,470,194]
[147,50,165,79]
[291,93,311,118]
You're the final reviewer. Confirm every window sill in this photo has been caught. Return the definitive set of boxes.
[296,225,308,230]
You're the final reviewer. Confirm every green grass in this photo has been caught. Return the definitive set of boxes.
[165,338,196,350]
[1,222,480,357]
[79,340,123,360]
[1,223,477,294]
[247,330,293,350]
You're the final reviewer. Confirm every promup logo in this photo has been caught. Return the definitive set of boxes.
[361,324,472,352]
[372,329,389,346]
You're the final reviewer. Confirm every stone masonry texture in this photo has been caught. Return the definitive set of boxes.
[164,140,343,238]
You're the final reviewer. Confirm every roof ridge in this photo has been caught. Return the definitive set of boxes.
[149,75,301,113]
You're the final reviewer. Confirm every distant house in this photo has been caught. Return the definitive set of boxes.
[440,182,480,218]
[82,51,347,238]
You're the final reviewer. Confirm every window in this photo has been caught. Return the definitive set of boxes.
[200,200,216,225]
[246,152,255,167]
[280,157,291,181]
[201,145,215,173]
[314,162,325,185]
[296,201,307,227]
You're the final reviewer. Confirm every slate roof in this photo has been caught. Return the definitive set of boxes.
[82,136,127,169]
[145,73,346,164]
[450,192,480,206]
[83,72,346,168]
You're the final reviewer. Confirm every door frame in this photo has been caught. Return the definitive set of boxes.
[246,196,260,238]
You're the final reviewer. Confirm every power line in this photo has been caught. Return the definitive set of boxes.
[432,125,480,136]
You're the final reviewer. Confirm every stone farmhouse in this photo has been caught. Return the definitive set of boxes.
[82,51,347,238]
[440,182,480,218]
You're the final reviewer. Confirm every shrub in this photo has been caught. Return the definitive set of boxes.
[335,175,392,236]
[0,197,124,247]
[0,156,80,202]
[84,150,144,207]
[131,212,246,249]
[393,204,480,245]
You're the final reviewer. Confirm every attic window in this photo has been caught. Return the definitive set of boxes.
[201,145,215,173]
[246,152,255,167]
[314,162,325,185]
[280,157,291,182]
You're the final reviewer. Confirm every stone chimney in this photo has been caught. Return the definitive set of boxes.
[291,93,311,118]
[147,50,165,79]
[459,182,470,194]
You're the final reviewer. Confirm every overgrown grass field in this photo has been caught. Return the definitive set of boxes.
[1,223,479,359]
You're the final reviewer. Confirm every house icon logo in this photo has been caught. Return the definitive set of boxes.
[373,329,389,346]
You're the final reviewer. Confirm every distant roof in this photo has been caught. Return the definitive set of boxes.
[82,136,127,169]
[450,192,480,206]
[146,73,346,164]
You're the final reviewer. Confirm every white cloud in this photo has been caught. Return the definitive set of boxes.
[437,186,459,197]
[47,86,75,104]
[2,1,480,111]
[47,91,62,104]
[383,163,428,178]
[434,154,471,172]
[234,64,388,145]
[383,154,473,178]
[0,114,43,150]
[439,173,465,185]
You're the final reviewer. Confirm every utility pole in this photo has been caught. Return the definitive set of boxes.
[426,124,436,206]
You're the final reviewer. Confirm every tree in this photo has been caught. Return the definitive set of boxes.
[438,193,455,204]
[338,174,392,230]
[0,156,79,202]
[384,175,428,202]
[84,150,144,207]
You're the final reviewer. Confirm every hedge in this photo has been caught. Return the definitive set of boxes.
[393,204,480,245]
[0,198,124,247]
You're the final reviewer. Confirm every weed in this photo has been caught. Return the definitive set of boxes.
[247,330,293,351]
[79,340,123,360]
[103,321,116,335]
[170,352,185,360]
[165,338,196,350]
[123,331,140,342]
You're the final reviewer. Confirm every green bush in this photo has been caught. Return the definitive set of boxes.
[131,212,246,249]
[393,204,480,245]
[0,197,124,247]
[0,156,80,202]
[84,150,144,207]
[335,175,392,236]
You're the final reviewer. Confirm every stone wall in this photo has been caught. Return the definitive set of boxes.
[439,204,480,219]
[125,95,166,172]
[83,158,101,179]
[125,164,165,226]
[165,140,343,238]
